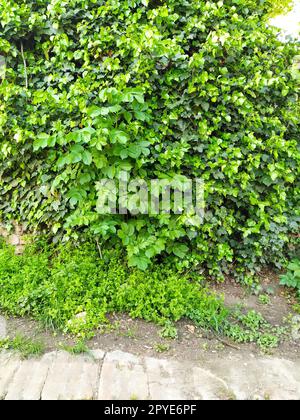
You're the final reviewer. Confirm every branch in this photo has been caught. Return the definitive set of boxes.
[215,335,240,351]
[20,42,28,89]
[96,238,103,259]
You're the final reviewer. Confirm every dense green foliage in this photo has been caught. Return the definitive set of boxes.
[0,1,299,276]
[280,259,300,298]
[0,240,228,337]
[268,0,294,17]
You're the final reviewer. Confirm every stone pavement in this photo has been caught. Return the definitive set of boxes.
[0,348,300,400]
[0,316,6,340]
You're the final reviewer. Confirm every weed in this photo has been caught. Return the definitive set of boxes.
[218,390,237,401]
[292,304,300,315]
[256,334,279,352]
[258,294,271,305]
[117,327,136,339]
[154,343,170,353]
[0,334,45,359]
[159,322,178,340]
[60,340,89,355]
[224,309,285,352]
[215,343,225,351]
[124,329,136,339]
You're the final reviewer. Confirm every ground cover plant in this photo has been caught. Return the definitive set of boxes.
[0,238,289,355]
[0,0,299,278]
[0,239,228,337]
[0,239,289,352]
[223,308,287,352]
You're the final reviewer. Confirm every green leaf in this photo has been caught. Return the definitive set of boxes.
[33,134,50,151]
[82,150,92,165]
[110,130,129,144]
[87,105,122,117]
[128,255,150,271]
[172,244,189,259]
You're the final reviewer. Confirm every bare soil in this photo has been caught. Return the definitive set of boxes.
[2,275,300,362]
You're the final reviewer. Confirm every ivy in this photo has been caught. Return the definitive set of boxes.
[268,0,294,17]
[0,0,299,276]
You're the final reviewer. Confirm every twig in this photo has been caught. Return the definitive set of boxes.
[215,335,240,351]
[20,42,28,89]
[96,238,103,259]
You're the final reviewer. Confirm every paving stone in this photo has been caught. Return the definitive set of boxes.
[98,351,149,400]
[41,351,99,400]
[254,358,300,400]
[1,348,300,400]
[0,351,12,364]
[206,357,300,400]
[145,357,193,400]
[0,356,20,400]
[90,349,105,361]
[0,316,7,339]
[205,358,264,400]
[4,352,57,400]
[192,366,231,400]
[5,359,51,400]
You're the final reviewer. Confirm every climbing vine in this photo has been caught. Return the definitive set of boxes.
[0,1,299,275]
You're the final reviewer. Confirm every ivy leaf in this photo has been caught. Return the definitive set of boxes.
[79,172,92,185]
[92,151,107,169]
[87,105,122,117]
[128,255,150,271]
[82,150,92,165]
[33,133,50,151]
[110,130,129,144]
[172,244,189,258]
[134,111,151,122]
[67,188,87,206]
[201,102,210,112]
[70,144,85,163]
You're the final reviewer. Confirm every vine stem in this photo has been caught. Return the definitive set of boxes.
[96,238,103,259]
[20,42,28,89]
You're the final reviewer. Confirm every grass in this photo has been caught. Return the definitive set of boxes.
[60,340,90,355]
[0,334,45,359]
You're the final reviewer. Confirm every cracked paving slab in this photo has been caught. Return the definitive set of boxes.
[5,357,53,400]
[0,349,299,400]
[205,356,300,400]
[0,354,21,400]
[98,351,149,400]
[41,351,103,400]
